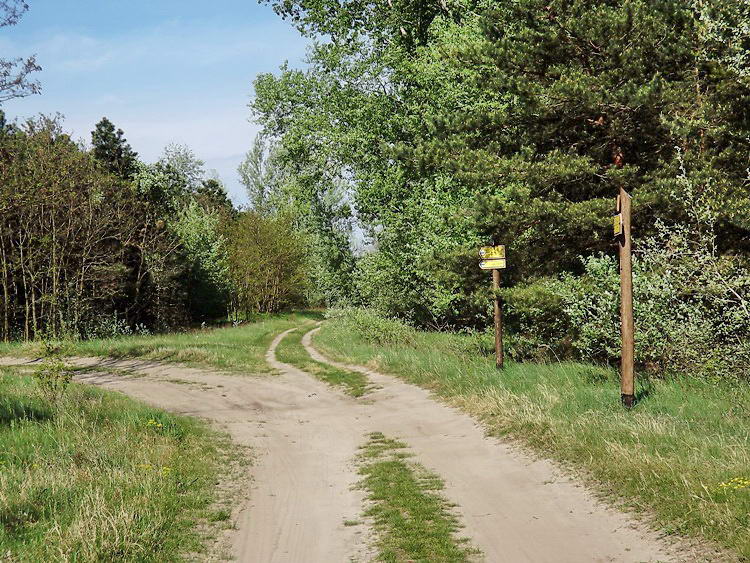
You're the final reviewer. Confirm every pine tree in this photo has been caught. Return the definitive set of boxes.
[414,0,750,279]
[91,117,139,179]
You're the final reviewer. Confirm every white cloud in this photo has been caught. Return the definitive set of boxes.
[24,19,303,77]
[2,14,307,207]
[56,103,260,205]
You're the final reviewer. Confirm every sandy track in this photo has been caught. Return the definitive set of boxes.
[1,348,369,563]
[1,330,690,562]
[301,328,683,563]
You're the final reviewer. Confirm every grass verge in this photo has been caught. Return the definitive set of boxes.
[357,432,478,562]
[0,365,236,561]
[274,327,370,397]
[317,311,750,560]
[0,311,322,374]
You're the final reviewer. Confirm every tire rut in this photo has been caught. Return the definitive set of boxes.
[1,329,691,562]
[302,327,686,563]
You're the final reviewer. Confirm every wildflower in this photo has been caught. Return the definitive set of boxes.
[716,477,750,492]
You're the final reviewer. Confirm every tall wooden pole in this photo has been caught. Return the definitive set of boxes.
[619,187,635,408]
[493,269,504,369]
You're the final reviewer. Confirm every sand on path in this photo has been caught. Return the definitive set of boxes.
[0,328,690,562]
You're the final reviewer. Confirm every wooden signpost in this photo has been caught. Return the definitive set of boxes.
[479,245,505,369]
[615,190,635,408]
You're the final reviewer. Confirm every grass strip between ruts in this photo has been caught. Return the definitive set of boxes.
[274,327,371,397]
[356,431,479,562]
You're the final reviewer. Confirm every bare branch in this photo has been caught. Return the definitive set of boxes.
[0,55,41,102]
[0,1,29,28]
[0,1,41,102]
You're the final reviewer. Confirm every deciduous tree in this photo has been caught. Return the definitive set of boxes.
[226,213,307,315]
[0,0,40,103]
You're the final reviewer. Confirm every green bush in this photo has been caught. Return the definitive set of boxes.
[501,279,570,362]
[326,308,417,346]
[506,222,750,379]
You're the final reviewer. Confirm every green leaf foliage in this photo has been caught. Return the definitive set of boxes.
[253,0,750,377]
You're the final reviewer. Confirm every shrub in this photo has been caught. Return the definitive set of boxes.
[34,341,73,404]
[326,308,417,346]
[501,278,571,362]
[505,221,750,379]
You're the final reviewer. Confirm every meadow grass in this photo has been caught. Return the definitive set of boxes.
[357,432,478,562]
[315,319,750,559]
[274,327,370,396]
[0,311,323,374]
[0,365,235,561]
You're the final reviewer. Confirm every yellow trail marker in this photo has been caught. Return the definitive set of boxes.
[479,244,506,369]
[613,213,623,237]
[479,245,505,260]
[479,258,507,270]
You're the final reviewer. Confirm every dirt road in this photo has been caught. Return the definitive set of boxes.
[2,330,684,562]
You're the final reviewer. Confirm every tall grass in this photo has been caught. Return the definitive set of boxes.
[0,367,233,561]
[0,311,323,374]
[315,311,750,559]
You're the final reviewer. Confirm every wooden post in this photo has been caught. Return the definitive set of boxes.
[618,188,635,408]
[493,268,504,369]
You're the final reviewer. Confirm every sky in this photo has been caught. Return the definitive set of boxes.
[0,0,309,204]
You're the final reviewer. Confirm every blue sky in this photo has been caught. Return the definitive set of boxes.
[0,0,309,204]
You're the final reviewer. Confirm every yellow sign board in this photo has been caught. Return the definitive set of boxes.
[479,245,505,260]
[479,258,507,270]
[613,213,623,237]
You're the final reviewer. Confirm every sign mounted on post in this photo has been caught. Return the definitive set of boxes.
[479,245,505,259]
[613,213,623,237]
[479,244,506,369]
[479,246,506,270]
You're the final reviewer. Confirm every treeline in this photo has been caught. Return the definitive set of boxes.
[0,114,307,342]
[251,1,750,377]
